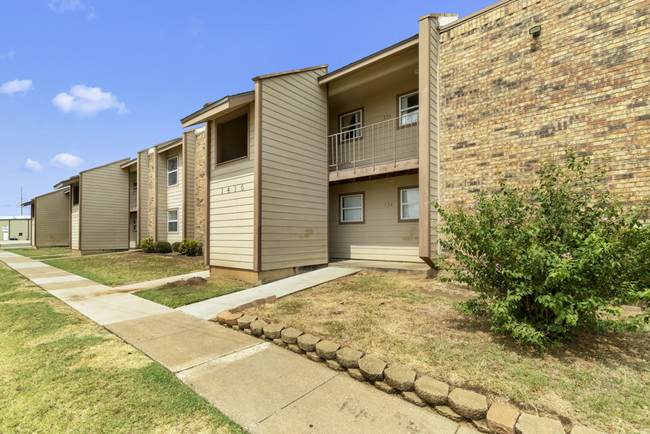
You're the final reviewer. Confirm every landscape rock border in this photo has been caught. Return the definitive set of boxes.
[214,312,606,434]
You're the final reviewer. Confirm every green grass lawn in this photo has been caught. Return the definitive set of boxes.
[0,262,243,433]
[8,247,72,260]
[134,278,249,308]
[42,253,207,286]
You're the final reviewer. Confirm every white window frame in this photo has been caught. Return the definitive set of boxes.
[167,156,178,187]
[399,187,419,221]
[398,91,419,127]
[340,193,364,223]
[167,210,178,233]
[339,109,363,140]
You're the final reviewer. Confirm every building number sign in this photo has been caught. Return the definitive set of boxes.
[220,184,245,195]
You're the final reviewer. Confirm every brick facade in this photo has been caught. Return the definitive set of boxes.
[439,0,649,209]
[194,129,207,247]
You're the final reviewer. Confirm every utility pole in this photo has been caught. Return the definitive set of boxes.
[20,187,23,216]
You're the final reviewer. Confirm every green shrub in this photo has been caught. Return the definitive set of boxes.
[435,149,649,349]
[179,239,200,257]
[140,238,155,253]
[154,241,172,254]
[171,242,181,253]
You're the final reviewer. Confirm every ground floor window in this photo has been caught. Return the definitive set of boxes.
[132,218,137,231]
[340,193,364,223]
[399,187,419,221]
[167,210,178,233]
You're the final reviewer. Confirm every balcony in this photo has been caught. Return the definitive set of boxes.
[328,113,419,181]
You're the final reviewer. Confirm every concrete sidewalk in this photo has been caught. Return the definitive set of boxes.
[0,250,468,433]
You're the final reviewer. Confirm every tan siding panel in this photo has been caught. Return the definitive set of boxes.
[35,190,69,247]
[209,102,256,270]
[329,174,420,262]
[80,161,129,250]
[259,68,329,271]
[71,204,79,249]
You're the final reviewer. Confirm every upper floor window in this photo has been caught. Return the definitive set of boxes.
[167,156,178,187]
[399,187,419,221]
[339,109,363,140]
[72,185,79,205]
[217,113,248,164]
[132,181,137,193]
[398,91,419,127]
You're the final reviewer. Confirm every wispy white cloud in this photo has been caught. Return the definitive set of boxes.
[24,159,43,172]
[48,0,84,12]
[52,85,128,116]
[0,79,33,95]
[51,153,83,169]
[0,49,15,60]
[48,0,95,20]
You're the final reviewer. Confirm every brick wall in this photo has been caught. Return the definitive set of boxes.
[194,129,207,247]
[439,0,649,209]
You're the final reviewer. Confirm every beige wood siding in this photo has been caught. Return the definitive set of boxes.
[34,190,69,247]
[158,149,182,243]
[259,68,329,270]
[329,174,420,262]
[209,103,256,270]
[138,151,152,241]
[80,160,129,250]
[71,204,80,249]
[183,130,197,239]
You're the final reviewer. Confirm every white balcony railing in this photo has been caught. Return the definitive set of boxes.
[328,113,419,173]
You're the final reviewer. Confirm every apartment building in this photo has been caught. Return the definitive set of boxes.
[182,0,649,283]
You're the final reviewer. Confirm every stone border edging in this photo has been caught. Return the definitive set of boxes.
[212,310,606,434]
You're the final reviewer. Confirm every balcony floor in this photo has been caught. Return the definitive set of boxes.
[329,158,418,182]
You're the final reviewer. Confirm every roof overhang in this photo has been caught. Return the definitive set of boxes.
[53,175,79,190]
[21,200,33,207]
[157,137,183,153]
[181,91,255,128]
[252,65,328,82]
[318,35,418,85]
[120,158,137,169]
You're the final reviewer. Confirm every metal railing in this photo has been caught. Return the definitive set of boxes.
[328,113,419,173]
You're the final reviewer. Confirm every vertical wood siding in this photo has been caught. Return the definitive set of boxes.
[329,174,420,262]
[259,68,329,270]
[35,190,69,247]
[428,19,440,256]
[80,161,129,250]
[209,103,256,270]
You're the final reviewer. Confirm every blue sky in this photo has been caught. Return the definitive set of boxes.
[0,0,493,216]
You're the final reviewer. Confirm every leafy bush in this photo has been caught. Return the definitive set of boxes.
[171,242,181,253]
[179,239,200,257]
[140,238,155,253]
[154,241,172,254]
[435,150,649,349]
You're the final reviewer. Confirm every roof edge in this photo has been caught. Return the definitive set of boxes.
[440,0,516,32]
[252,65,328,82]
[180,90,254,125]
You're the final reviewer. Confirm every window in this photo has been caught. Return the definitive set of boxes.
[340,193,364,223]
[167,210,178,233]
[339,109,363,140]
[398,91,419,126]
[132,218,137,232]
[217,113,248,164]
[167,156,178,187]
[399,187,419,221]
[132,181,137,192]
[72,185,79,205]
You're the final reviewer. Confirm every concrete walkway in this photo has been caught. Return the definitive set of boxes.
[0,250,468,433]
